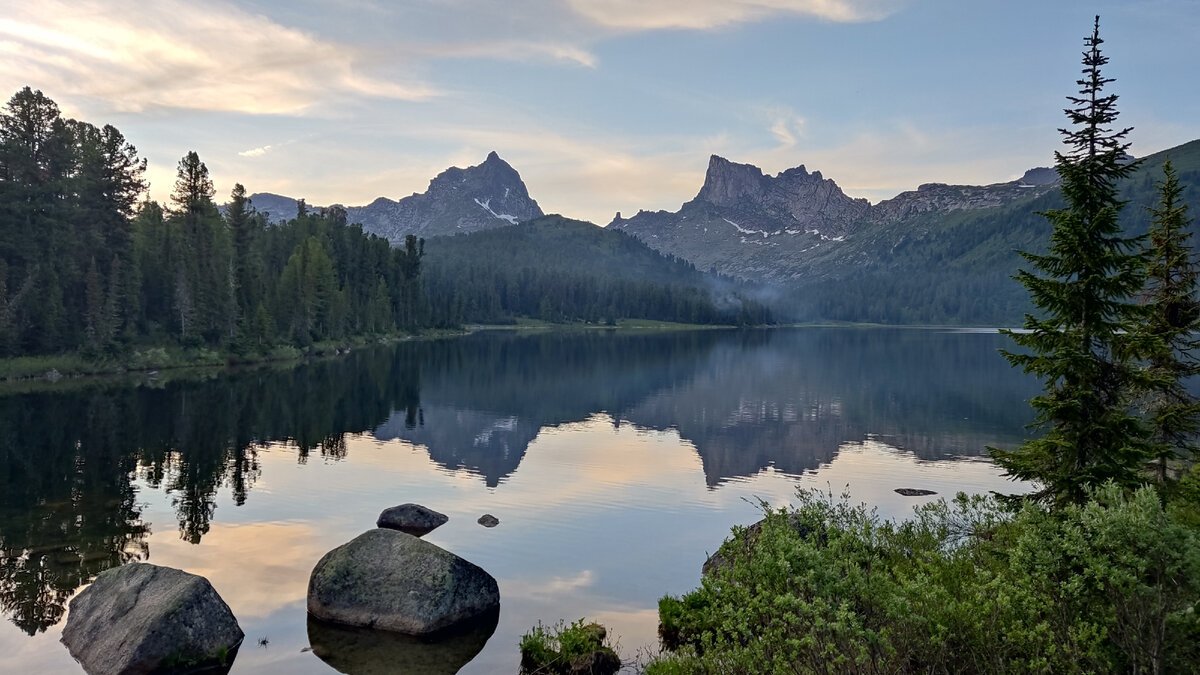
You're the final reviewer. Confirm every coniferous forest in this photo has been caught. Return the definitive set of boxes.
[0,87,425,360]
[0,87,770,368]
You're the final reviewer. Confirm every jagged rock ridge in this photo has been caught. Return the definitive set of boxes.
[610,154,1060,282]
[243,152,544,244]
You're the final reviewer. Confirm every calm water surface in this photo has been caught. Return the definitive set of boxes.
[0,327,1038,673]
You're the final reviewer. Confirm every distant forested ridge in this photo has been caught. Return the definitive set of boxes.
[421,215,773,327]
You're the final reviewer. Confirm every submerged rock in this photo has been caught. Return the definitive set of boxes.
[477,514,499,528]
[894,488,938,496]
[308,529,499,635]
[61,562,243,675]
[376,503,449,537]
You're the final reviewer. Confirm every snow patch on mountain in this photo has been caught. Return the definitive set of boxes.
[475,197,520,224]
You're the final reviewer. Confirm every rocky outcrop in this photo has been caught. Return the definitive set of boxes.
[695,155,871,237]
[61,563,243,675]
[241,152,543,244]
[307,529,499,635]
[477,514,499,528]
[869,179,1057,224]
[610,154,1060,283]
[376,503,448,537]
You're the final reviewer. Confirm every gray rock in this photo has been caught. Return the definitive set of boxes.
[61,562,243,675]
[307,529,499,635]
[894,488,937,496]
[376,503,448,537]
[477,514,499,528]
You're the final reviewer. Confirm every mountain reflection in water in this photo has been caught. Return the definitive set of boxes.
[0,327,1037,672]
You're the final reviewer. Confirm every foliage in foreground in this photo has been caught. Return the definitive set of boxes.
[646,485,1200,674]
[519,618,621,675]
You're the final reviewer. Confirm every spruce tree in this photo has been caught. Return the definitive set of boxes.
[1141,160,1200,483]
[993,17,1149,506]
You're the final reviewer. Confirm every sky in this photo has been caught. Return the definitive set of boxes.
[1,0,1197,226]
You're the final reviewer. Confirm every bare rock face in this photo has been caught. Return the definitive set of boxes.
[869,180,1057,224]
[307,529,500,635]
[694,155,871,238]
[376,503,449,537]
[240,151,544,243]
[61,563,243,675]
[344,151,543,243]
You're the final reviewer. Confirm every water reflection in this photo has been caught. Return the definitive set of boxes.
[0,327,1037,638]
[308,608,499,675]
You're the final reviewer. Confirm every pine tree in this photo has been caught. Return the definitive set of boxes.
[993,17,1150,506]
[1141,160,1200,483]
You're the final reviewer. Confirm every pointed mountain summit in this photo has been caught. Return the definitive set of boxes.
[244,152,543,243]
[347,151,543,242]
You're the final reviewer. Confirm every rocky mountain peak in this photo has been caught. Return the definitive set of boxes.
[696,155,768,207]
[240,153,543,243]
[1019,166,1059,186]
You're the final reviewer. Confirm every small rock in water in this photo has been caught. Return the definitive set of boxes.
[377,503,449,537]
[477,514,499,528]
[894,488,938,496]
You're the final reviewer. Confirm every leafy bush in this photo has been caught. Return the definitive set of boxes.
[646,485,1200,674]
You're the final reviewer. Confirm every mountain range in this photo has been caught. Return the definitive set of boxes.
[244,138,1200,325]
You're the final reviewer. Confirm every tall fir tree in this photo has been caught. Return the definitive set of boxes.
[1141,160,1200,483]
[993,17,1150,506]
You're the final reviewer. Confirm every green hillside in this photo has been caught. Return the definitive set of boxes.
[421,215,772,326]
[792,139,1200,326]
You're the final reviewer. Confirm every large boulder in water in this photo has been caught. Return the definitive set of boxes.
[376,503,449,537]
[308,529,499,635]
[61,562,244,675]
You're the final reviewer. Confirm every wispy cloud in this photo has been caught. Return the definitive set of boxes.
[0,0,436,115]
[238,145,273,158]
[562,0,901,30]
[762,106,807,150]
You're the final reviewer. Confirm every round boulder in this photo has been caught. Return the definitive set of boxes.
[61,563,244,675]
[376,503,449,537]
[308,529,499,635]
[477,514,499,528]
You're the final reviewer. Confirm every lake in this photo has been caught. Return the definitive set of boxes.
[0,327,1039,673]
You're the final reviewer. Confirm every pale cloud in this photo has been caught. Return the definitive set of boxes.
[0,0,435,115]
[763,107,807,150]
[394,39,598,68]
[563,0,901,30]
[238,145,273,158]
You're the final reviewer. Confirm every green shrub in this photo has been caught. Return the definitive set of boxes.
[646,485,1200,674]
